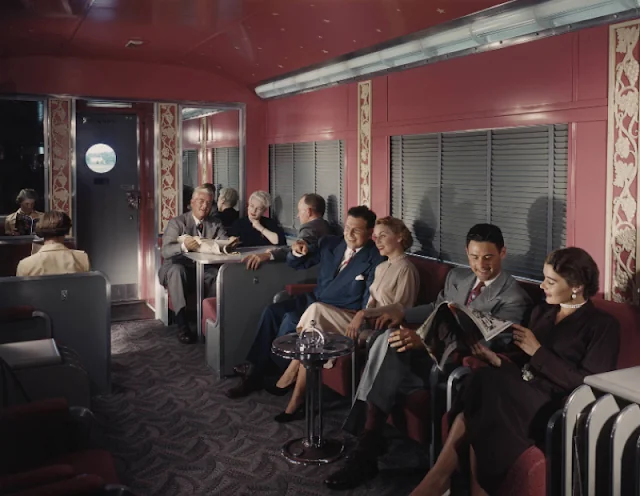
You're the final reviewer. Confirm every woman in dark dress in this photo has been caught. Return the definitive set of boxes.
[411,247,620,496]
[229,190,286,247]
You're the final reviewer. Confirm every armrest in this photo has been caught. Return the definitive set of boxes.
[285,284,317,296]
[446,366,471,410]
[364,329,386,354]
[0,306,36,324]
[13,474,105,496]
[545,408,564,496]
[0,464,75,493]
[273,290,291,304]
[1,398,70,425]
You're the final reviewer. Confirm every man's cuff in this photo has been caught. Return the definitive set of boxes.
[181,242,187,253]
[291,250,304,258]
[269,252,275,261]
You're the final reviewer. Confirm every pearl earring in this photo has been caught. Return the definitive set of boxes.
[571,291,577,300]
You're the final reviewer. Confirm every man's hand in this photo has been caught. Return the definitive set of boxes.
[512,324,541,356]
[291,239,309,256]
[183,235,199,252]
[470,343,502,367]
[389,326,423,353]
[242,252,271,270]
[346,311,365,339]
[373,303,404,329]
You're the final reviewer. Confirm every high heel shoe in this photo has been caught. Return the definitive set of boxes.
[274,405,305,423]
[263,381,293,397]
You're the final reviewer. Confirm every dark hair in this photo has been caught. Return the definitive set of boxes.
[466,223,505,251]
[347,205,376,229]
[202,183,216,195]
[16,188,38,204]
[302,193,326,217]
[544,247,599,298]
[376,216,413,250]
[36,211,71,238]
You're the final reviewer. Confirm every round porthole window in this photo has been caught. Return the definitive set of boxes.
[85,143,116,173]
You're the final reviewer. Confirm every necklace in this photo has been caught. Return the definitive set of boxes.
[559,300,587,309]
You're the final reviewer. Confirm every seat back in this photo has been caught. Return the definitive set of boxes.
[591,298,640,369]
[0,241,33,277]
[206,262,318,377]
[0,272,111,394]
[407,256,452,305]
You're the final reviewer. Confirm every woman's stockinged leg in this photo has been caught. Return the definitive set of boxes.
[409,413,467,496]
[276,359,300,389]
[284,365,307,414]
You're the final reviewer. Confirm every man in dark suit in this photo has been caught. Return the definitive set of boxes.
[324,223,533,491]
[242,193,332,270]
[159,186,227,344]
[226,205,384,399]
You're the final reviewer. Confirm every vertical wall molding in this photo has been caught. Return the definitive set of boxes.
[605,20,640,303]
[48,98,74,233]
[200,116,210,184]
[157,103,180,233]
[358,80,372,207]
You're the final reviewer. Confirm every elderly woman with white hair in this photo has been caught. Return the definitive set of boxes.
[229,190,286,247]
[215,187,239,229]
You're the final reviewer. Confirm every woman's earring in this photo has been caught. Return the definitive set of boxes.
[571,291,577,300]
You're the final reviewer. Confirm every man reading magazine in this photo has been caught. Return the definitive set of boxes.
[324,223,533,491]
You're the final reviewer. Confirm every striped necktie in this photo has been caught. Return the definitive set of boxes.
[196,223,204,236]
[338,249,355,272]
[466,281,485,306]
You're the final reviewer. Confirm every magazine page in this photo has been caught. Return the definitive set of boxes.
[415,302,459,371]
[449,303,512,341]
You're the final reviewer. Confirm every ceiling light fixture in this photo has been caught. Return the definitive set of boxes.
[255,0,640,99]
[124,39,144,48]
[86,101,133,108]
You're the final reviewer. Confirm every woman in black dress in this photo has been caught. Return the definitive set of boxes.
[411,247,620,496]
[229,190,286,247]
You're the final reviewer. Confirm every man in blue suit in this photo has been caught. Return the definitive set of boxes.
[226,205,384,399]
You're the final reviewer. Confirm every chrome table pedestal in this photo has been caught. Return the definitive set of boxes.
[272,333,353,465]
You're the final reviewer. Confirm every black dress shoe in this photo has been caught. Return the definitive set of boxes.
[274,405,305,423]
[225,375,261,399]
[324,453,379,490]
[178,326,197,344]
[263,381,293,397]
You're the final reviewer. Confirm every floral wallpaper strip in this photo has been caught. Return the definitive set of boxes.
[48,98,73,233]
[157,103,179,233]
[358,81,372,207]
[606,22,640,304]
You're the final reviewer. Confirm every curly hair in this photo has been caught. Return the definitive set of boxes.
[544,247,600,298]
[375,216,413,251]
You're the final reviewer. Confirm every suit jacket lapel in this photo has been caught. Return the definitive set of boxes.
[331,240,347,275]
[472,271,508,306]
[184,214,196,236]
[454,271,477,304]
[331,241,372,285]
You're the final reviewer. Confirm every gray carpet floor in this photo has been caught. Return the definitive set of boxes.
[92,320,428,496]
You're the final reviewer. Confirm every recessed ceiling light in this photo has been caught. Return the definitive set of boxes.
[397,8,401,12]
[322,49,328,53]
[318,35,323,39]
[257,46,263,50]
[216,65,221,69]
[280,27,286,31]
[376,28,382,33]
[252,73,256,76]
[437,8,446,14]
[234,46,240,50]
[323,19,330,23]
[352,39,357,43]
[299,45,304,48]
[278,64,284,68]
[272,12,279,15]
[125,39,144,48]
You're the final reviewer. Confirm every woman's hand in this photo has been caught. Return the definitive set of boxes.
[389,326,423,353]
[470,343,502,367]
[512,324,541,356]
[251,218,263,232]
[346,311,365,339]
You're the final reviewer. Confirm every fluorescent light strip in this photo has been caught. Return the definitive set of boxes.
[255,0,640,99]
[86,101,132,108]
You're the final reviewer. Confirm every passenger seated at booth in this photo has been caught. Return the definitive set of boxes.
[325,223,532,491]
[202,182,219,217]
[243,193,331,270]
[272,216,420,423]
[4,188,44,235]
[226,205,384,399]
[228,190,285,247]
[16,211,89,277]
[213,187,239,230]
[411,247,620,496]
[159,186,227,345]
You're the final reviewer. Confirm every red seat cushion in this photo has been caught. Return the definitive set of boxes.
[323,355,352,397]
[407,257,451,305]
[388,389,431,445]
[496,446,546,496]
[54,450,119,485]
[201,297,217,335]
[592,298,640,369]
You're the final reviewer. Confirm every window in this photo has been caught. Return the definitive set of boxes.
[182,150,199,189]
[390,124,568,280]
[212,146,240,191]
[269,140,344,234]
[85,143,116,174]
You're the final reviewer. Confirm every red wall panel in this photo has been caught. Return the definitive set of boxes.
[182,118,201,150]
[207,111,240,147]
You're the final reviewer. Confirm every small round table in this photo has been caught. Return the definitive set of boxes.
[271,332,353,465]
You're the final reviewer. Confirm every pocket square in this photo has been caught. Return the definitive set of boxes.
[355,274,365,281]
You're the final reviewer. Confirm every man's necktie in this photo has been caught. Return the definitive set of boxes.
[338,250,355,272]
[466,281,485,306]
[196,223,204,236]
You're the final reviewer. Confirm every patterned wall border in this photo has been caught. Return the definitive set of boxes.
[357,80,372,207]
[48,98,74,233]
[157,103,180,233]
[605,20,640,304]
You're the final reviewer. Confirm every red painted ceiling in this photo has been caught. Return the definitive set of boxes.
[0,0,508,88]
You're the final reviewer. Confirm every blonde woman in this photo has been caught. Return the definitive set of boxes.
[273,216,420,422]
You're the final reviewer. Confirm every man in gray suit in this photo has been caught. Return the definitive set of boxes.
[159,186,227,344]
[242,193,331,270]
[325,223,533,491]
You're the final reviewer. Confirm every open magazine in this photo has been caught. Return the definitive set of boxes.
[415,301,512,370]
[177,235,240,255]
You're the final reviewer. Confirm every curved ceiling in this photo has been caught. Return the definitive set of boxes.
[0,0,508,88]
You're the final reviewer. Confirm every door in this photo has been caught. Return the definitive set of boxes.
[76,113,140,302]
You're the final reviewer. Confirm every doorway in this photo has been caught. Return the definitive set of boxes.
[76,112,140,302]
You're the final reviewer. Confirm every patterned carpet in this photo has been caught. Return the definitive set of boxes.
[92,320,428,496]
